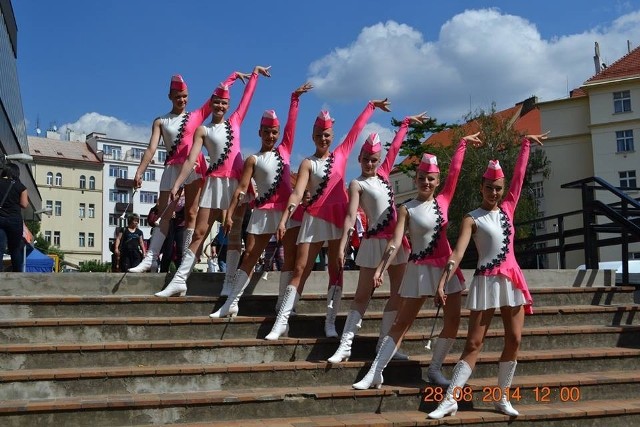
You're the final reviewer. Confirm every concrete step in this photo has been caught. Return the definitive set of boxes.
[2,346,640,398]
[1,286,636,319]
[1,372,639,426]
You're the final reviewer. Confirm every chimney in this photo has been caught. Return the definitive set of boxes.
[593,41,601,74]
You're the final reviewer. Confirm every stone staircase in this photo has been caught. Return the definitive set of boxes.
[0,270,639,426]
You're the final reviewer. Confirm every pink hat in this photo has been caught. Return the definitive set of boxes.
[361,133,382,154]
[483,160,504,180]
[418,153,439,173]
[170,75,187,91]
[314,110,333,129]
[212,83,230,99]
[261,110,280,127]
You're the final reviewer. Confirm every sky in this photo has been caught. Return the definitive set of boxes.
[12,0,640,179]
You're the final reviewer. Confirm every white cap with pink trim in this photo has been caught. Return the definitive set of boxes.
[483,160,505,180]
[418,153,440,173]
[261,110,280,127]
[314,110,333,129]
[170,75,187,92]
[361,133,382,155]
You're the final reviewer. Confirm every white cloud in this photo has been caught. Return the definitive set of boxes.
[309,9,640,123]
[59,112,150,143]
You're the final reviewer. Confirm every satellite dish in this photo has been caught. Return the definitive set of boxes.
[36,128,41,135]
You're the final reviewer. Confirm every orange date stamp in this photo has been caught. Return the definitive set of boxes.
[422,386,581,403]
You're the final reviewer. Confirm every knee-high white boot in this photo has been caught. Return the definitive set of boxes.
[377,310,408,360]
[265,285,296,340]
[427,360,473,419]
[182,228,194,256]
[154,248,195,297]
[325,285,342,338]
[427,338,455,386]
[221,249,241,296]
[494,361,519,416]
[352,335,396,389]
[210,269,251,318]
[275,271,292,312]
[129,229,165,272]
[328,310,362,363]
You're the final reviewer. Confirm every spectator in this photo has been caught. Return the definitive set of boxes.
[0,163,28,272]
[115,213,146,272]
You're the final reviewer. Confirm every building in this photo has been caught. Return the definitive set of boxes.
[538,43,640,267]
[28,135,102,265]
[0,0,40,214]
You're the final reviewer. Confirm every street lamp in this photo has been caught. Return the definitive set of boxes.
[23,207,53,272]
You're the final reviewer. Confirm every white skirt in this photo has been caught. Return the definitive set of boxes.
[355,238,409,269]
[399,262,465,298]
[297,211,342,244]
[199,177,238,209]
[159,164,201,191]
[246,208,298,235]
[466,274,526,311]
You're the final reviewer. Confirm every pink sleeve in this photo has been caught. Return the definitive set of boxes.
[503,138,531,216]
[188,98,212,131]
[378,117,409,179]
[333,102,375,174]
[439,138,468,203]
[232,72,259,124]
[278,92,300,158]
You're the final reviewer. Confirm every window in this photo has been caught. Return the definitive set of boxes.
[157,151,167,163]
[139,215,149,227]
[44,231,51,243]
[143,168,156,181]
[131,148,145,160]
[109,165,128,179]
[46,172,53,185]
[88,204,95,218]
[109,189,129,203]
[46,200,53,211]
[614,90,631,113]
[531,181,544,199]
[79,203,86,218]
[616,130,634,152]
[140,191,158,204]
[79,232,86,247]
[89,176,96,190]
[88,233,95,247]
[394,180,400,193]
[103,144,122,160]
[53,231,61,246]
[54,201,62,216]
[619,170,637,188]
[109,214,125,227]
[79,175,86,189]
[55,173,62,186]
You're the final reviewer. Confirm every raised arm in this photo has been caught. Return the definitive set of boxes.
[234,65,271,124]
[440,132,481,202]
[503,131,549,212]
[333,99,390,162]
[379,112,427,178]
[134,118,163,188]
[280,82,313,155]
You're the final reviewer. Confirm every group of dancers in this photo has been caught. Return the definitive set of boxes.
[127,67,549,419]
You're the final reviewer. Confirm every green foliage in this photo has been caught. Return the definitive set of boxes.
[78,260,111,272]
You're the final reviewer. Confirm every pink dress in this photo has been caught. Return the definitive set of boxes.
[199,72,259,209]
[465,138,534,314]
[354,117,412,268]
[246,91,301,235]
[399,139,468,298]
[297,102,376,244]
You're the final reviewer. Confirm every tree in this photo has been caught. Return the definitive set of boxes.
[78,260,111,272]
[390,103,551,268]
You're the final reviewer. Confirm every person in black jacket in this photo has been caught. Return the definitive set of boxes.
[114,213,146,272]
[0,163,28,272]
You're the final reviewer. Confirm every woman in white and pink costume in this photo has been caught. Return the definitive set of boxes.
[428,132,548,419]
[265,99,392,340]
[327,112,427,364]
[155,65,271,297]
[209,82,313,318]
[129,74,218,274]
[351,132,481,390]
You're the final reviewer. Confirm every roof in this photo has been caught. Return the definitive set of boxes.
[27,136,101,163]
[584,46,640,84]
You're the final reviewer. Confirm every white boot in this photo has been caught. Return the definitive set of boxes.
[328,310,362,363]
[129,229,165,272]
[221,249,241,296]
[427,360,472,419]
[352,336,396,389]
[154,249,195,297]
[427,338,455,386]
[275,271,292,312]
[210,269,251,318]
[377,310,408,360]
[494,361,519,416]
[325,285,342,338]
[182,228,194,256]
[265,285,296,340]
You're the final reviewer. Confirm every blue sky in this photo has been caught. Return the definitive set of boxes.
[13,1,640,178]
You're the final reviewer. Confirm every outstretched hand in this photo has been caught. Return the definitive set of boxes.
[372,98,391,112]
[236,72,251,84]
[254,65,272,77]
[409,112,429,124]
[463,132,483,147]
[294,82,313,96]
[526,131,550,146]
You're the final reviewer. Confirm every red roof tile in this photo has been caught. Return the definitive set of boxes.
[585,46,640,84]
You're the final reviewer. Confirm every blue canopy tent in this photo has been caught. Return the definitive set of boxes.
[25,246,54,272]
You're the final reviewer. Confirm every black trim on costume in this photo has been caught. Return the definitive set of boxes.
[364,174,395,238]
[165,112,191,165]
[474,207,511,275]
[206,120,233,175]
[408,198,443,262]
[307,153,334,208]
[254,150,284,208]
